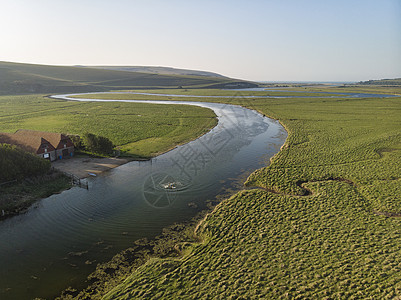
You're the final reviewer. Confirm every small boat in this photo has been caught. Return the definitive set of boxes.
[88,172,97,177]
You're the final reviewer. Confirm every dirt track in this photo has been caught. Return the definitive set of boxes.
[52,157,130,179]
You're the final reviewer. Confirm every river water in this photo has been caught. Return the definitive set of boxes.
[0,95,287,299]
[58,89,396,99]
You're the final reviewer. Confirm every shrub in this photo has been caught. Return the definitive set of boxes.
[82,133,114,155]
[0,143,50,182]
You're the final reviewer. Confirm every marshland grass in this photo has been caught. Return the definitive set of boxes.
[70,87,401,299]
[0,94,217,158]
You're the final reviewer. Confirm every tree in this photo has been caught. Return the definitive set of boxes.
[68,134,84,151]
[82,133,114,155]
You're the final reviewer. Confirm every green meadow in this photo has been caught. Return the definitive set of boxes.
[0,95,217,158]
[68,88,401,299]
[70,89,335,99]
[290,85,401,96]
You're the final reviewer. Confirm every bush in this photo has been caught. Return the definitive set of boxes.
[68,134,84,151]
[0,143,50,182]
[82,133,114,155]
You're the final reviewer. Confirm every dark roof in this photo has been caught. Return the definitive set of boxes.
[0,130,66,153]
[14,130,68,148]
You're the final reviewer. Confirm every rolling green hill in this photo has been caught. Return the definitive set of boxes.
[0,61,256,95]
[80,66,228,78]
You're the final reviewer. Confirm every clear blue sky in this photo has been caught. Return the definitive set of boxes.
[1,0,400,81]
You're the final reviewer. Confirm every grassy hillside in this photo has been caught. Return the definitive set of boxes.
[0,94,217,158]
[0,61,255,95]
[82,66,227,78]
[0,143,50,182]
[73,88,401,299]
[0,144,70,217]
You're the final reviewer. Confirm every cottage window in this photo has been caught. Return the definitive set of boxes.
[42,144,48,149]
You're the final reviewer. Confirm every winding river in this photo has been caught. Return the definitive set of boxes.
[0,94,287,299]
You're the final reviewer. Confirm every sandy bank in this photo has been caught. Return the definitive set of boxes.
[52,157,130,179]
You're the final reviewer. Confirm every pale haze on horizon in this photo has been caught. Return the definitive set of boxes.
[1,0,400,82]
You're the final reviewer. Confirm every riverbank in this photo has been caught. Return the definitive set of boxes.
[58,208,212,299]
[0,170,71,220]
[52,157,131,179]
[0,138,214,221]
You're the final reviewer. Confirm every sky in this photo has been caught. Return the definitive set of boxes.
[1,0,400,82]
